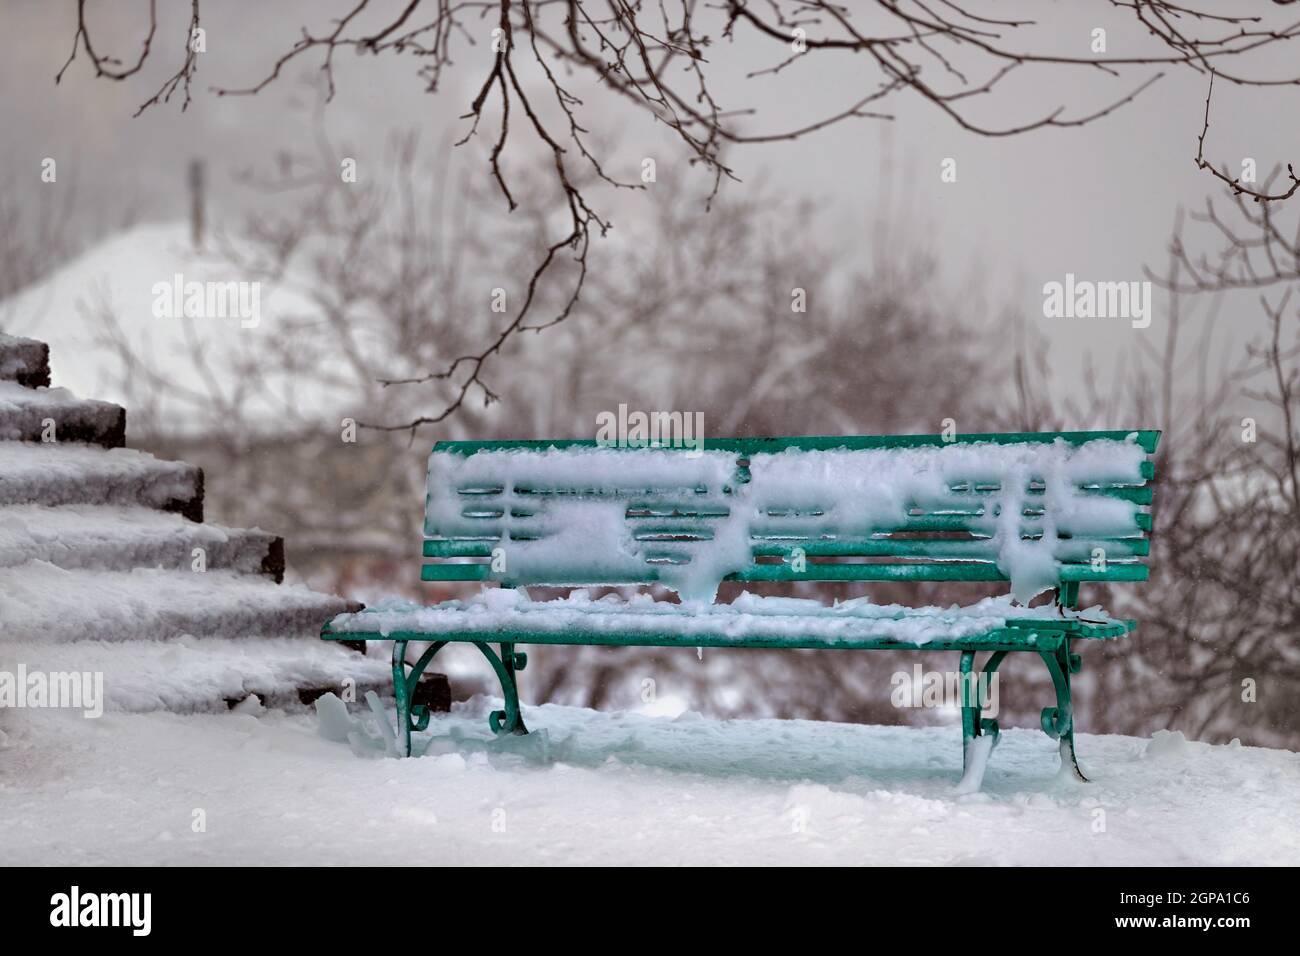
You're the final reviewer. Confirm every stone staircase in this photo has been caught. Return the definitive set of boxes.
[0,333,399,713]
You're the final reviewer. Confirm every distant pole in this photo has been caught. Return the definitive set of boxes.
[188,159,205,248]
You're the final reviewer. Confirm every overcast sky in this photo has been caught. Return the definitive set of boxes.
[4,0,1299,413]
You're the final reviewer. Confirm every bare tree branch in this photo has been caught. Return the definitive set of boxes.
[56,0,1300,430]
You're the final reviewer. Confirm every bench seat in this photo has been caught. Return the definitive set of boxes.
[322,591,1133,651]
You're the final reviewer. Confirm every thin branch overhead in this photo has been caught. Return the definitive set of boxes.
[56,0,1300,431]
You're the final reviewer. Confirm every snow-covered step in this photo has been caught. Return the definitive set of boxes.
[0,380,126,446]
[0,504,284,579]
[0,636,391,713]
[0,442,203,520]
[0,564,355,642]
[0,334,50,388]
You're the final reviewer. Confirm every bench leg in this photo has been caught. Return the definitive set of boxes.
[1039,638,1087,782]
[979,651,1005,747]
[474,641,529,736]
[390,639,521,755]
[392,640,413,758]
[392,640,528,748]
[958,651,1004,791]
[391,640,451,756]
[959,651,978,762]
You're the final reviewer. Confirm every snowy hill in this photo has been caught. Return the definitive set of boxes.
[2,698,1296,865]
[0,223,373,433]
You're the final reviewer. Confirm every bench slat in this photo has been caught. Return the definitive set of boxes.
[423,535,1150,560]
[424,511,1155,534]
[420,561,1149,584]
[747,537,1149,559]
[434,430,1161,455]
[733,563,1149,583]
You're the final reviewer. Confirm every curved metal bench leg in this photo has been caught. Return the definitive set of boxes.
[1039,638,1088,782]
[389,639,528,753]
[959,652,978,770]
[405,641,448,735]
[475,641,529,736]
[960,651,1006,783]
[979,651,1006,748]
[392,640,449,757]
[392,640,412,758]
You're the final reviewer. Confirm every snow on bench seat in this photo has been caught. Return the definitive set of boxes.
[0,564,353,642]
[326,589,1129,649]
[1,636,391,713]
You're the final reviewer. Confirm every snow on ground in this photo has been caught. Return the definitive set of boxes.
[1,699,1295,865]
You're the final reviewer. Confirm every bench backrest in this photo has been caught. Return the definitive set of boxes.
[421,430,1160,603]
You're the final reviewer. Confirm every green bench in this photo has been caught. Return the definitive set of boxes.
[322,430,1159,786]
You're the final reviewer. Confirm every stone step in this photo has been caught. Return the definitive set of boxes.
[0,564,356,642]
[0,334,50,388]
[0,504,284,580]
[0,635,392,714]
[0,442,203,520]
[0,381,126,447]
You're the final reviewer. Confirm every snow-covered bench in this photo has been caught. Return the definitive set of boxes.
[322,431,1159,784]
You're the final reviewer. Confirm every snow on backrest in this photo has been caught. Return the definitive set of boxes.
[423,434,1155,604]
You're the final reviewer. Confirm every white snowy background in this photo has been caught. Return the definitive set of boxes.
[2,2,1299,865]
